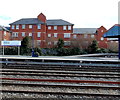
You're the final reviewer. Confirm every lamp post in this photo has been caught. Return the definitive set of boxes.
[32,24,34,57]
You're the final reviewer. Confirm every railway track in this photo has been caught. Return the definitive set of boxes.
[1,58,120,99]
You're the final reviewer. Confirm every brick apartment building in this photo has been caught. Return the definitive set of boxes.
[0,25,11,47]
[8,13,118,51]
[72,26,108,49]
[10,13,73,48]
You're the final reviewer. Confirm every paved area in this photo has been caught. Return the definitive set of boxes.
[0,55,119,62]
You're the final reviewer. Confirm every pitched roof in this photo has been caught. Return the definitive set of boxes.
[73,28,97,34]
[46,19,74,26]
[103,24,120,38]
[9,18,45,25]
[0,25,9,31]
[10,18,74,26]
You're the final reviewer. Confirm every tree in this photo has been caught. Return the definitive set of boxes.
[57,38,64,48]
[88,40,98,53]
[21,36,31,48]
[21,36,32,55]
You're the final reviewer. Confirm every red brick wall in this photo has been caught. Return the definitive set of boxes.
[96,26,108,48]
[37,13,46,23]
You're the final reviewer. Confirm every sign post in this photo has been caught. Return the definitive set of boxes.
[1,41,21,55]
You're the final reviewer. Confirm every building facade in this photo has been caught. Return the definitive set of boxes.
[0,25,11,47]
[10,13,74,48]
[72,26,108,49]
[9,13,118,51]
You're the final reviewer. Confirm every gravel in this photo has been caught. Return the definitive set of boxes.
[2,85,119,95]
[1,92,120,99]
[2,74,119,82]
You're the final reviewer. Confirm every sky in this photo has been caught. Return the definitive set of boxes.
[0,0,119,29]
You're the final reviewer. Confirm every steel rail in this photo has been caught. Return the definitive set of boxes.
[1,72,120,78]
[1,90,120,97]
[1,69,119,75]
[1,78,120,84]
[2,82,120,89]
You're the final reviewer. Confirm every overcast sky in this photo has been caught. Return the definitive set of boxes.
[0,0,119,29]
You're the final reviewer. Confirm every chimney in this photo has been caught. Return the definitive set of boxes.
[37,13,46,23]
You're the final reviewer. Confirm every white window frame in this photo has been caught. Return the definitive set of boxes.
[48,42,51,45]
[63,26,67,30]
[16,25,19,29]
[54,41,58,45]
[22,25,25,29]
[54,33,58,38]
[68,26,71,30]
[12,32,18,37]
[22,32,25,37]
[101,37,104,41]
[101,30,104,32]
[48,34,51,37]
[4,31,6,36]
[37,24,41,29]
[73,35,77,39]
[29,33,32,36]
[64,33,71,38]
[64,41,71,46]
[12,25,15,29]
[29,25,32,29]
[37,40,41,46]
[48,26,51,30]
[37,32,41,37]
[91,35,94,38]
[84,34,88,38]
[54,26,57,30]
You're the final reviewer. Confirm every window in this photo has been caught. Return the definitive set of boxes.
[29,33,32,36]
[91,35,94,38]
[64,41,71,46]
[48,42,51,45]
[73,35,77,38]
[22,32,25,37]
[48,34,51,37]
[12,25,14,29]
[29,25,32,29]
[64,33,71,38]
[101,37,104,41]
[54,26,57,30]
[48,26,51,30]
[12,32,18,37]
[54,41,58,45]
[63,26,67,30]
[37,32,41,37]
[22,25,25,29]
[68,26,71,30]
[84,34,88,38]
[54,33,58,38]
[4,31,6,36]
[16,25,19,29]
[37,40,41,46]
[101,30,104,32]
[37,24,41,29]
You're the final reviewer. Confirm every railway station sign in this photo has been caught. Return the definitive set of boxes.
[1,41,21,46]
